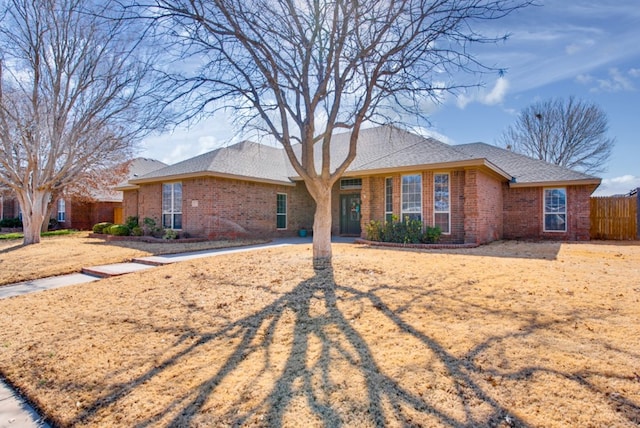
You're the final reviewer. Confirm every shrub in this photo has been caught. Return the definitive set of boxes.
[365,217,441,245]
[163,229,178,240]
[0,217,22,228]
[130,226,143,236]
[365,220,383,242]
[124,216,139,230]
[105,224,130,236]
[421,226,442,244]
[92,222,113,234]
[142,217,163,238]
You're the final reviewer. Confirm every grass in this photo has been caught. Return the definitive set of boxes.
[0,237,638,427]
[0,231,268,286]
[0,229,79,240]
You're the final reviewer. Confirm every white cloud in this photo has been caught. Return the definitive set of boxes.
[565,39,595,55]
[576,68,637,93]
[139,114,237,164]
[592,175,640,196]
[456,77,510,109]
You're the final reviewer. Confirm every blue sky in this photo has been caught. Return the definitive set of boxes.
[140,0,639,196]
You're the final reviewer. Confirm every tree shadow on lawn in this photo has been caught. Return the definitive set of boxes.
[67,268,639,427]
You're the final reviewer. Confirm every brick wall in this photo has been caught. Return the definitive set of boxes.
[134,177,315,239]
[463,169,503,244]
[503,184,595,241]
[67,200,120,230]
[123,190,139,220]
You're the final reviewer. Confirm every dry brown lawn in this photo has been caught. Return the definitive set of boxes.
[0,232,266,285]
[0,239,639,427]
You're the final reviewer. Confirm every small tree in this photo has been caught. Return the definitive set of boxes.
[146,0,530,269]
[0,0,166,245]
[501,97,615,175]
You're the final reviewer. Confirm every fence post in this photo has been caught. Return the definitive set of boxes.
[636,188,640,240]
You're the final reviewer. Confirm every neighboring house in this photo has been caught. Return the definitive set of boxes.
[119,126,601,243]
[0,188,20,221]
[54,157,168,230]
[1,158,166,230]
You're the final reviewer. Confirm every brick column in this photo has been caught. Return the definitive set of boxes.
[360,177,372,238]
[463,169,478,244]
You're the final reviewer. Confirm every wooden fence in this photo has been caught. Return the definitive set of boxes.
[590,193,638,240]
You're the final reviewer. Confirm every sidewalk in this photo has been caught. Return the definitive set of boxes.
[0,236,353,426]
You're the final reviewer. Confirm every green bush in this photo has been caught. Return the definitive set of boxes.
[92,222,113,234]
[365,218,441,244]
[163,229,178,240]
[125,216,139,230]
[0,217,22,228]
[105,224,130,236]
[142,217,163,238]
[130,226,143,236]
[421,226,442,244]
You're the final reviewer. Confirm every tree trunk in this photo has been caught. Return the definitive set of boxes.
[311,189,333,270]
[17,189,51,246]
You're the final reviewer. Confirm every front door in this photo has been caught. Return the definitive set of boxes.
[340,194,361,235]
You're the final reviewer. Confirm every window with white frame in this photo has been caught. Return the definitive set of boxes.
[276,193,287,229]
[544,188,566,232]
[401,174,422,222]
[434,173,450,234]
[385,177,393,222]
[57,199,66,222]
[162,182,182,229]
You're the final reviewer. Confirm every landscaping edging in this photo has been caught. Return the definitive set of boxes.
[88,233,208,243]
[354,238,480,249]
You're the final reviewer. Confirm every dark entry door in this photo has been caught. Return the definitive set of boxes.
[340,194,361,235]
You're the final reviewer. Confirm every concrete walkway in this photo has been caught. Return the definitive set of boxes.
[0,236,354,426]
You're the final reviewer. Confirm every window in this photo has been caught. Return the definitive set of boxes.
[385,177,393,222]
[401,174,422,222]
[434,173,450,234]
[57,199,66,222]
[544,188,566,232]
[276,193,287,229]
[162,182,182,229]
[340,178,362,190]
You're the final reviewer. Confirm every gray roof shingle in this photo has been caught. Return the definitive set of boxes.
[453,142,599,184]
[134,141,291,184]
[129,126,600,187]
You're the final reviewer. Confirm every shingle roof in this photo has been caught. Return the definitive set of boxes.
[133,141,291,184]
[453,142,599,185]
[128,126,600,187]
[293,126,476,173]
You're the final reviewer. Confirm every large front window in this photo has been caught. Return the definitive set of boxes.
[544,188,566,232]
[276,193,287,229]
[434,173,450,234]
[162,182,182,229]
[401,174,422,222]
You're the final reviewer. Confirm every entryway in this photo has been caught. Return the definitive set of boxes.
[340,193,361,235]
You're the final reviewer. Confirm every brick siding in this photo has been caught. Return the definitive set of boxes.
[463,169,503,244]
[130,177,315,239]
[503,184,595,241]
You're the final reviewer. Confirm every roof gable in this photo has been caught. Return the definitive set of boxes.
[133,141,291,184]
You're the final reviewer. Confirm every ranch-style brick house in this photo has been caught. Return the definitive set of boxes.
[119,126,601,243]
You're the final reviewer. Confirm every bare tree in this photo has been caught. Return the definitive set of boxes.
[501,97,614,175]
[145,0,530,269]
[0,0,166,245]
